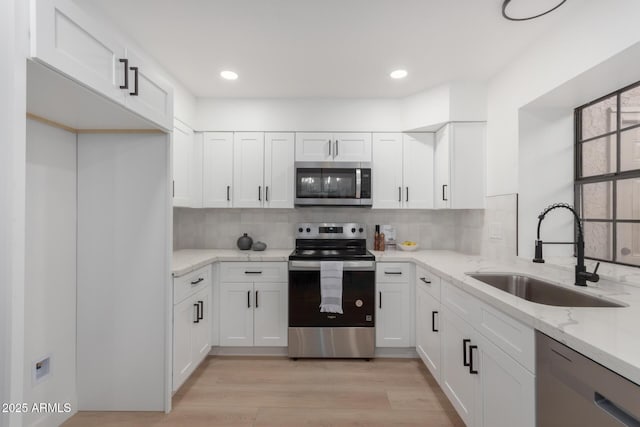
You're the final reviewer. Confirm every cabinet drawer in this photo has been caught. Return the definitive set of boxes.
[376,262,412,283]
[174,265,211,305]
[220,262,287,283]
[416,266,441,300]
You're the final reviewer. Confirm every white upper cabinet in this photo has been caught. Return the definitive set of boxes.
[373,133,433,209]
[203,132,233,208]
[372,133,403,209]
[30,0,174,130]
[295,132,372,162]
[264,133,295,209]
[403,133,434,209]
[172,120,194,207]
[435,123,486,209]
[233,132,265,208]
[123,48,174,130]
[31,0,126,104]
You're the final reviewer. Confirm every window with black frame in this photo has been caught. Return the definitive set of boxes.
[575,81,640,266]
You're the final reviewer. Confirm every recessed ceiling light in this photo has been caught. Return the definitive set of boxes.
[390,69,408,79]
[220,70,238,80]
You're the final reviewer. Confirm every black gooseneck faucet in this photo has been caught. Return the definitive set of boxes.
[533,203,600,286]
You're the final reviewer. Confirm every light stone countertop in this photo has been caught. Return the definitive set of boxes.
[173,247,640,385]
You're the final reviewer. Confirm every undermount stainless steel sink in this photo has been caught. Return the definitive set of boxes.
[467,273,624,308]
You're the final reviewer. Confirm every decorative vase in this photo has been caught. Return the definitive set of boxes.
[237,233,253,250]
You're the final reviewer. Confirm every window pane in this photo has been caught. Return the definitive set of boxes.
[581,95,617,140]
[580,135,616,177]
[583,222,612,261]
[579,181,612,219]
[620,127,640,172]
[620,85,640,130]
[617,178,640,220]
[617,223,640,266]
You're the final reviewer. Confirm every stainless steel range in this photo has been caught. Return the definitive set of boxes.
[288,223,376,359]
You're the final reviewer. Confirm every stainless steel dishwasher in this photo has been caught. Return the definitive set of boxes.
[537,331,640,426]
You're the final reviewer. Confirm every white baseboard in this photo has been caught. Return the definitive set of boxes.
[208,346,418,358]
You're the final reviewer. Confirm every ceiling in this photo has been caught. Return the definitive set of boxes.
[77,0,583,98]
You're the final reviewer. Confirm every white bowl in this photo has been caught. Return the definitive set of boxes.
[398,243,419,251]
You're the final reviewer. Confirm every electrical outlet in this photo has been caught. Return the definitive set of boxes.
[32,355,51,385]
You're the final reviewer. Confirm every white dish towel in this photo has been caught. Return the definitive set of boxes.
[319,261,344,314]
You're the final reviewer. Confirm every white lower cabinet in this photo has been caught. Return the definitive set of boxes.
[219,262,288,347]
[437,278,535,427]
[376,263,414,348]
[415,270,441,383]
[172,265,212,392]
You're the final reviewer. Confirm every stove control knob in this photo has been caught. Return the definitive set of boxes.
[298,227,303,233]
[351,227,356,233]
[359,227,364,233]
[306,228,311,233]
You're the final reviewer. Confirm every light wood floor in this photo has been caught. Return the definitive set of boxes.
[63,356,464,426]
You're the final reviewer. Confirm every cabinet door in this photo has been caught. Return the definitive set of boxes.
[441,306,478,426]
[416,284,441,383]
[233,132,264,208]
[203,132,233,207]
[32,0,126,104]
[173,120,194,207]
[219,283,254,347]
[434,125,451,209]
[333,133,372,162]
[372,133,403,209]
[192,286,212,364]
[295,133,333,161]
[253,282,288,347]
[124,48,174,130]
[172,297,195,392]
[476,333,535,427]
[450,123,486,209]
[376,282,412,347]
[264,133,294,208]
[403,133,434,209]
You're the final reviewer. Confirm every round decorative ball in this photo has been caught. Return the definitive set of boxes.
[237,233,253,250]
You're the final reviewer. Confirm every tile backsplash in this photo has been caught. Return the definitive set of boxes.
[173,207,486,253]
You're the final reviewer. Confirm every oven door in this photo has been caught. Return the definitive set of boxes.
[288,260,375,327]
[294,162,372,206]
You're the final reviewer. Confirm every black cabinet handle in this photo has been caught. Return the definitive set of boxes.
[265,186,269,202]
[328,140,332,157]
[384,271,402,275]
[172,180,175,197]
[197,301,204,320]
[258,186,261,201]
[119,58,128,89]
[379,291,382,309]
[193,303,200,324]
[469,345,478,374]
[190,277,204,285]
[432,311,438,332]
[247,290,251,308]
[244,271,263,275]
[255,291,259,308]
[442,184,448,201]
[420,277,431,284]
[398,186,402,202]
[129,66,139,96]
[335,140,339,157]
[463,339,471,367]
[406,186,409,202]
[227,185,230,201]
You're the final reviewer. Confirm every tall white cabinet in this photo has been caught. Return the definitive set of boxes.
[372,133,434,209]
[435,122,486,209]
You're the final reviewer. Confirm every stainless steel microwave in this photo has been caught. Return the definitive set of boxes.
[294,162,372,206]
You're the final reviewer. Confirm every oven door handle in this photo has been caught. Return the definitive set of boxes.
[288,260,376,271]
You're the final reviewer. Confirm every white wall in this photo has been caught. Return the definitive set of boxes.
[1,1,28,426]
[449,82,487,122]
[487,0,640,197]
[401,84,450,131]
[196,97,403,131]
[77,133,169,411]
[24,120,78,427]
